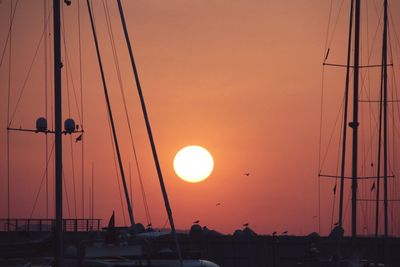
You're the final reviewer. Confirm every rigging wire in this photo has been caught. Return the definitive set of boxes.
[44,0,50,219]
[322,0,334,59]
[102,0,152,226]
[48,2,55,210]
[30,142,55,218]
[325,0,346,55]
[62,170,72,218]
[77,0,86,219]
[6,0,14,225]
[364,0,374,233]
[359,1,372,234]
[330,106,344,231]
[87,0,131,225]
[318,0,336,235]
[319,96,345,170]
[388,8,400,236]
[8,8,53,126]
[108,115,127,225]
[61,2,78,219]
[0,0,19,70]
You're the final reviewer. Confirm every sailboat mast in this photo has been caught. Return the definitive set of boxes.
[338,0,354,230]
[53,0,63,265]
[382,0,388,238]
[351,0,361,238]
[86,0,136,228]
[116,1,183,265]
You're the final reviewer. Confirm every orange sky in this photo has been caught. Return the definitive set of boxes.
[0,0,400,236]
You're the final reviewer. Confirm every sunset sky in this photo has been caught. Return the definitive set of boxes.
[0,0,400,236]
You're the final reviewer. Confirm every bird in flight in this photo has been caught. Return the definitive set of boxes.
[216,203,221,206]
[282,230,288,235]
[244,173,250,176]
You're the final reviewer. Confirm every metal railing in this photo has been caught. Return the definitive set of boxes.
[0,218,102,232]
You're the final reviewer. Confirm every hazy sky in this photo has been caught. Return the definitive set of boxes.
[0,0,400,236]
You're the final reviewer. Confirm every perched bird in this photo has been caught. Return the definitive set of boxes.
[64,0,71,6]
[243,223,249,227]
[75,134,83,143]
[244,173,250,176]
[193,220,200,224]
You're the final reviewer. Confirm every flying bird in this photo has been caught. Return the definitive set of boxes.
[282,231,288,235]
[193,220,200,224]
[244,173,250,176]
[216,203,221,206]
[371,181,376,192]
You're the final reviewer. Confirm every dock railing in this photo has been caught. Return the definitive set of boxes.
[0,218,102,232]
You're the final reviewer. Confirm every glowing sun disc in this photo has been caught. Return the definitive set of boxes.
[173,146,214,183]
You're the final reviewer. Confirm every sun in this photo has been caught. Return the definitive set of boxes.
[173,146,214,183]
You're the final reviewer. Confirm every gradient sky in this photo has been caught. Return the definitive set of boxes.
[0,0,400,236]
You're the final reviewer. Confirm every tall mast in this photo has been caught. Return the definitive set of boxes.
[116,1,183,265]
[53,0,63,266]
[351,0,361,238]
[382,0,388,238]
[86,0,136,228]
[338,0,354,230]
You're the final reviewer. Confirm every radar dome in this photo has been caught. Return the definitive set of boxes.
[64,118,76,134]
[36,117,48,132]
